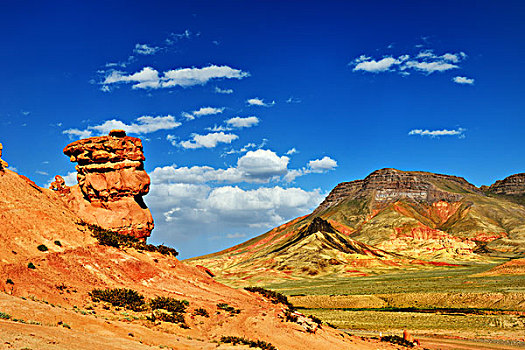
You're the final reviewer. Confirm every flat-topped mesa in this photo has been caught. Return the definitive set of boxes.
[0,142,8,170]
[60,130,153,240]
[314,168,478,213]
[487,173,525,196]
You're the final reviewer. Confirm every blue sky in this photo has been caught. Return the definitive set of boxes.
[1,1,524,258]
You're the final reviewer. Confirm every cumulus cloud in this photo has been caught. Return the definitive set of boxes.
[151,149,289,184]
[177,132,239,149]
[285,148,298,155]
[351,49,467,76]
[134,43,160,55]
[182,107,224,120]
[307,156,338,172]
[453,76,475,85]
[147,182,324,231]
[226,116,259,128]
[353,57,401,73]
[63,115,181,139]
[102,65,249,90]
[246,97,275,107]
[409,128,466,138]
[215,86,233,94]
[283,156,338,182]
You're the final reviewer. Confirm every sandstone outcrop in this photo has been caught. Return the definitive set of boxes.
[487,173,525,196]
[314,168,477,213]
[55,130,153,240]
[0,142,8,170]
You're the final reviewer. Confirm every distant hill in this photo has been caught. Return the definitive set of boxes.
[189,168,525,285]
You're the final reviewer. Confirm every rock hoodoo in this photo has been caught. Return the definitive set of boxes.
[57,130,153,240]
[0,142,8,170]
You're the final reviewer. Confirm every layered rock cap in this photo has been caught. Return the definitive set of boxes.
[487,173,525,196]
[57,130,153,240]
[314,168,477,213]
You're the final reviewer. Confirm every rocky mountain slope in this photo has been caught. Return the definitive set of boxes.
[0,135,390,350]
[190,168,525,284]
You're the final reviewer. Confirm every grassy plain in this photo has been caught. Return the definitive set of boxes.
[261,262,525,343]
[264,262,524,296]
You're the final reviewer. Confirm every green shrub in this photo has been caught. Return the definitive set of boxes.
[193,308,209,317]
[150,311,185,324]
[54,240,62,247]
[27,262,36,269]
[0,312,11,320]
[308,314,323,325]
[220,336,277,350]
[6,279,14,285]
[284,310,298,322]
[380,335,415,347]
[149,297,188,313]
[90,288,145,311]
[37,244,48,252]
[244,287,294,310]
[217,303,241,315]
[87,223,178,257]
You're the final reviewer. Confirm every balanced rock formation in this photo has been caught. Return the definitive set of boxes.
[56,130,153,240]
[0,142,8,170]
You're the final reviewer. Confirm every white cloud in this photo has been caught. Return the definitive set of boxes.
[351,49,467,76]
[215,86,233,94]
[63,128,93,139]
[102,65,249,90]
[134,43,160,55]
[148,182,324,229]
[286,97,301,104]
[409,128,466,138]
[307,156,338,172]
[206,125,232,132]
[403,60,458,73]
[353,57,400,73]
[285,148,298,155]
[237,149,289,180]
[226,116,259,128]
[182,107,224,120]
[226,233,246,239]
[151,149,289,184]
[63,115,181,139]
[36,170,49,176]
[284,156,338,182]
[246,97,275,107]
[178,132,239,149]
[453,76,475,85]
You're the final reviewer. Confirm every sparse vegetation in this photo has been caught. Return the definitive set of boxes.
[87,223,178,257]
[193,307,210,317]
[220,336,277,350]
[380,335,415,347]
[6,278,14,285]
[27,262,36,269]
[54,240,62,247]
[149,296,188,313]
[148,296,190,328]
[244,287,294,309]
[37,244,48,252]
[217,303,241,315]
[0,311,11,319]
[308,314,322,325]
[90,288,145,311]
